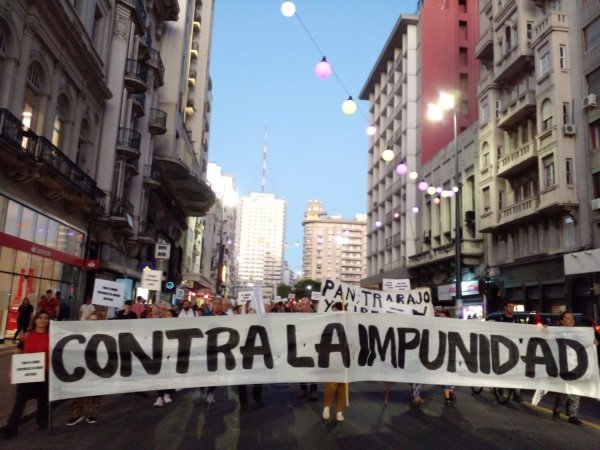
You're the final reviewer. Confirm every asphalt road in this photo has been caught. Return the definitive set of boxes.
[2,382,600,450]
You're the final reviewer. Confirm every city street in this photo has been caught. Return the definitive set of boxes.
[2,371,600,449]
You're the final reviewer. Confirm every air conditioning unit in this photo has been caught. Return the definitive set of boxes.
[592,198,600,211]
[423,230,431,244]
[583,94,597,109]
[562,124,576,136]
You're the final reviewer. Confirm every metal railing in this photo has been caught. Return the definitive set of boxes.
[0,108,105,207]
[143,164,161,181]
[149,108,167,129]
[125,59,148,84]
[148,48,165,83]
[117,127,141,152]
[110,197,134,217]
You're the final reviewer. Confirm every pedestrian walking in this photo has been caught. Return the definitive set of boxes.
[13,297,33,342]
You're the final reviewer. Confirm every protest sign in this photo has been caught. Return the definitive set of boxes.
[49,313,600,401]
[140,269,162,290]
[383,278,411,291]
[12,352,45,383]
[237,290,253,304]
[319,279,433,315]
[91,279,125,309]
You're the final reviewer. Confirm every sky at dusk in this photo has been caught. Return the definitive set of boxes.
[209,1,419,274]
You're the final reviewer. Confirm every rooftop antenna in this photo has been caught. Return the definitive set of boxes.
[261,122,268,193]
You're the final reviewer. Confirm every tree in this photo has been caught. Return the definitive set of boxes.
[277,283,292,299]
[294,278,321,299]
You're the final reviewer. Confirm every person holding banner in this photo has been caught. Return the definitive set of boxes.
[66,311,104,425]
[2,311,50,440]
[552,311,583,425]
[322,302,348,421]
[202,297,227,405]
[297,297,319,401]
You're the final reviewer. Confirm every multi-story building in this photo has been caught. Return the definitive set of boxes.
[234,192,286,289]
[360,1,483,302]
[475,0,596,314]
[302,200,367,285]
[0,0,215,340]
[192,163,237,296]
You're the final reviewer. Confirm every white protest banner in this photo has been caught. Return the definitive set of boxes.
[91,279,125,309]
[140,269,162,290]
[49,314,600,401]
[310,291,321,301]
[319,279,433,315]
[12,352,45,383]
[237,290,253,304]
[383,278,411,291]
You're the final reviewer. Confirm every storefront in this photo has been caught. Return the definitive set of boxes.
[0,195,89,342]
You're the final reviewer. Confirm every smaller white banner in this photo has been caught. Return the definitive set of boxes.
[12,352,45,383]
[310,291,321,301]
[140,269,162,290]
[383,278,411,291]
[92,279,125,309]
[319,279,433,316]
[175,288,185,300]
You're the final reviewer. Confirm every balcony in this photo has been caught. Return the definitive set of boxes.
[147,48,165,87]
[131,93,145,117]
[494,44,533,83]
[109,197,134,231]
[116,127,141,160]
[154,0,179,21]
[124,59,148,93]
[497,141,537,178]
[148,108,167,135]
[132,0,147,34]
[137,221,157,244]
[531,12,569,48]
[0,108,105,211]
[475,28,493,61]
[498,195,539,227]
[142,164,161,189]
[497,91,536,130]
[152,140,216,215]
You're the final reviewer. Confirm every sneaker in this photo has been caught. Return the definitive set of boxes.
[153,397,164,407]
[297,390,307,399]
[336,412,344,422]
[86,417,97,424]
[322,406,330,420]
[163,394,172,404]
[568,417,583,426]
[310,392,319,401]
[66,415,84,426]
[206,394,215,405]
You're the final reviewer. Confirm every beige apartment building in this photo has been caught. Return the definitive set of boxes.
[302,200,367,285]
[475,0,598,314]
[0,0,214,339]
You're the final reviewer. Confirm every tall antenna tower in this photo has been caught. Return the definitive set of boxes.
[261,123,268,193]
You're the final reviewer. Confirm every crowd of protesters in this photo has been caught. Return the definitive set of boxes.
[2,292,593,440]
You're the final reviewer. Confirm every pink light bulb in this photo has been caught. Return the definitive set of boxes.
[433,197,441,205]
[395,162,408,176]
[315,57,332,79]
[418,180,428,191]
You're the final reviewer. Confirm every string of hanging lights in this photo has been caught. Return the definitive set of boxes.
[280,1,458,222]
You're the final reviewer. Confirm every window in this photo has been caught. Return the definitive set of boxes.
[483,187,491,212]
[52,95,69,148]
[559,45,567,69]
[588,67,600,96]
[480,97,489,124]
[505,26,512,51]
[566,158,573,184]
[562,102,570,125]
[585,18,600,52]
[459,47,468,66]
[526,22,533,40]
[551,0,562,11]
[541,99,553,131]
[497,146,503,160]
[458,0,467,13]
[482,142,490,169]
[459,21,467,40]
[498,190,504,210]
[543,155,555,188]
[495,100,502,120]
[539,44,550,77]
[590,120,600,149]
[593,172,600,198]
[460,73,468,95]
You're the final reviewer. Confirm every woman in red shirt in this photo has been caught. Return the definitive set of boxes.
[2,311,50,440]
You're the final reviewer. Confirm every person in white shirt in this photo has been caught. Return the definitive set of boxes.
[178,300,196,318]
[79,297,95,321]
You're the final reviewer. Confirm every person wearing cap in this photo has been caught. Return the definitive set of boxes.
[116,300,138,319]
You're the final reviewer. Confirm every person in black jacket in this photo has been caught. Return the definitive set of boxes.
[13,298,33,342]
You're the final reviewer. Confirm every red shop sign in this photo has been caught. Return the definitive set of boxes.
[0,231,90,268]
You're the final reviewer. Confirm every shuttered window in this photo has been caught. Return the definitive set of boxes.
[587,67,600,96]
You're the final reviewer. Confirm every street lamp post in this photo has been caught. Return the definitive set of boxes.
[428,93,461,307]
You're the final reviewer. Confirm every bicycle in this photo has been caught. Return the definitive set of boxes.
[471,386,514,404]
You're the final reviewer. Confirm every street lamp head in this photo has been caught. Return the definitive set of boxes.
[281,1,296,17]
[381,149,395,162]
[427,103,444,122]
[438,92,456,111]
